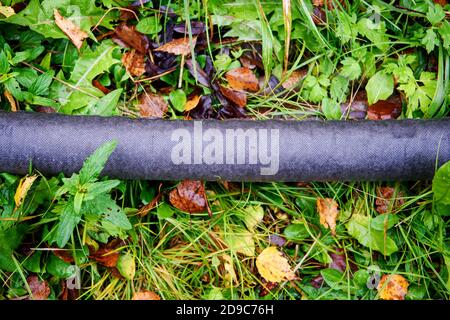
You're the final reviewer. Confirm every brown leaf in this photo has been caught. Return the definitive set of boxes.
[219,86,247,108]
[59,280,79,300]
[27,276,50,300]
[122,50,145,77]
[184,94,201,112]
[341,91,368,120]
[433,0,448,5]
[90,241,122,268]
[367,95,402,120]
[169,180,207,213]
[53,250,74,263]
[329,248,346,272]
[259,280,278,297]
[138,92,168,118]
[36,106,56,113]
[317,198,339,235]
[375,187,405,214]
[114,23,149,54]
[92,79,111,95]
[132,291,161,300]
[155,37,197,56]
[377,274,409,300]
[256,246,296,283]
[225,67,259,92]
[137,189,163,217]
[281,69,307,90]
[54,9,88,50]
[4,90,17,111]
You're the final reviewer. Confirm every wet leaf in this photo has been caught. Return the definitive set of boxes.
[317,198,339,235]
[367,96,402,120]
[132,291,161,300]
[256,247,296,283]
[117,253,135,280]
[122,50,145,77]
[54,9,88,50]
[14,175,38,208]
[375,187,405,214]
[377,274,409,300]
[114,23,149,54]
[282,69,307,90]
[27,275,50,300]
[169,180,207,213]
[138,92,168,118]
[184,94,201,112]
[225,67,259,92]
[155,37,197,56]
[219,85,247,107]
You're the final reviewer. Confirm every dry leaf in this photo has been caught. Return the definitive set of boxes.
[367,95,402,120]
[0,6,15,18]
[377,274,409,300]
[184,94,201,111]
[155,37,197,56]
[53,250,75,263]
[282,69,307,90]
[225,67,260,92]
[256,246,296,283]
[317,198,339,235]
[138,92,168,118]
[92,79,110,94]
[169,180,207,213]
[54,9,88,50]
[90,240,123,268]
[219,86,247,108]
[122,50,145,77]
[4,90,17,112]
[132,291,161,300]
[27,276,50,300]
[14,175,37,208]
[375,187,405,214]
[114,23,149,54]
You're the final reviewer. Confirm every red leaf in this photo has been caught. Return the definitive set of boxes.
[27,276,50,300]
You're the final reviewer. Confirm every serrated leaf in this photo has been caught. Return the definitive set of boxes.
[79,140,117,184]
[432,161,450,209]
[56,199,81,247]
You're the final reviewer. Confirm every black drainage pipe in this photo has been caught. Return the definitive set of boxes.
[0,111,448,181]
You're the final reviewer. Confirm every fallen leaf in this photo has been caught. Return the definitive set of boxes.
[256,246,296,283]
[90,241,121,268]
[184,94,201,111]
[225,229,255,256]
[27,276,50,300]
[242,205,264,231]
[219,85,247,107]
[377,274,409,300]
[53,250,74,263]
[114,23,149,54]
[4,90,17,112]
[367,95,402,120]
[36,106,56,113]
[169,180,207,213]
[266,234,286,247]
[0,6,15,18]
[92,79,111,95]
[14,175,37,208]
[155,37,197,56]
[117,253,135,280]
[259,280,278,297]
[220,254,237,284]
[138,92,168,118]
[225,67,259,92]
[341,91,368,120]
[317,198,339,235]
[433,0,448,5]
[329,248,346,272]
[54,9,88,50]
[132,291,161,300]
[173,21,205,35]
[375,187,405,214]
[282,69,307,90]
[122,50,145,77]
[186,59,210,87]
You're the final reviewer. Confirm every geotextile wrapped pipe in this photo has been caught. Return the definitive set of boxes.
[0,111,448,181]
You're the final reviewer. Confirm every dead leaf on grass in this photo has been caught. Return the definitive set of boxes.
[256,246,296,283]
[219,85,247,108]
[14,175,37,208]
[375,186,405,214]
[138,92,168,118]
[317,198,339,235]
[27,276,50,300]
[225,67,259,92]
[169,180,207,213]
[122,50,145,77]
[54,9,88,50]
[114,23,149,54]
[155,37,197,56]
[184,94,201,112]
[132,291,161,300]
[377,274,409,300]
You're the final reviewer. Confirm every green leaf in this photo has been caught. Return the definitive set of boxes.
[86,88,122,116]
[0,225,26,272]
[28,70,54,96]
[169,89,187,112]
[136,16,162,34]
[439,21,450,50]
[46,254,74,278]
[156,202,175,219]
[0,50,10,74]
[432,161,450,210]
[242,205,264,231]
[283,223,309,241]
[85,180,121,200]
[426,4,445,26]
[56,199,82,247]
[321,268,344,289]
[340,57,361,81]
[330,75,349,102]
[422,29,439,53]
[346,214,398,256]
[225,228,255,257]
[117,253,135,280]
[366,71,394,105]
[79,140,117,184]
[370,214,399,231]
[322,97,342,120]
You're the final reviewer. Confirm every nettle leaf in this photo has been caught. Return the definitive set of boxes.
[366,71,394,105]
[346,214,398,256]
[28,70,54,96]
[79,140,117,184]
[51,41,120,113]
[56,198,81,247]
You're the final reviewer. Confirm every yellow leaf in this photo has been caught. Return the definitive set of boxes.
[14,175,38,208]
[377,274,409,300]
[256,246,296,283]
[225,228,255,257]
[184,95,201,111]
[317,198,339,235]
[54,9,88,50]
[4,90,17,112]
[0,6,15,18]
[132,291,161,300]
